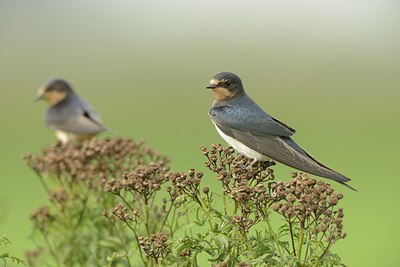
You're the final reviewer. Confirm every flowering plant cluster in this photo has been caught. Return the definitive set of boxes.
[24,138,347,266]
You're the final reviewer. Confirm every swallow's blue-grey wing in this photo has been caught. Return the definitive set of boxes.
[210,105,354,190]
[46,95,107,135]
[77,97,103,126]
[210,102,295,137]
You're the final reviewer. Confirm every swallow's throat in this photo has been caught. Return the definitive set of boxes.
[211,87,235,100]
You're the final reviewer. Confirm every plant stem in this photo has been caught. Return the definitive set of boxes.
[169,204,177,238]
[265,219,285,260]
[74,196,89,229]
[315,242,333,267]
[223,191,228,216]
[297,221,305,260]
[34,171,50,195]
[320,242,333,260]
[117,194,135,211]
[288,220,296,256]
[193,255,199,267]
[304,231,312,261]
[159,202,174,233]
[185,206,193,236]
[242,231,255,260]
[110,222,132,267]
[144,196,151,235]
[232,201,238,217]
[195,194,214,232]
[125,221,146,266]
[41,232,61,267]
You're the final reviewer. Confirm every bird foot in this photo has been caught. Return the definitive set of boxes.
[240,159,258,171]
[240,164,251,170]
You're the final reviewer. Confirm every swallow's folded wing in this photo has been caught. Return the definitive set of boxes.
[46,95,107,135]
[209,105,295,137]
[211,107,354,189]
[47,114,106,135]
[77,96,104,125]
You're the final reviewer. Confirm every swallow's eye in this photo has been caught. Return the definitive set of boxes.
[225,81,231,86]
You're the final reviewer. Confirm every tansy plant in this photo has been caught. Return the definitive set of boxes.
[24,138,347,266]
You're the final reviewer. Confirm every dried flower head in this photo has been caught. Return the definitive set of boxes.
[110,202,139,222]
[202,144,275,202]
[138,233,170,263]
[25,247,45,267]
[29,206,54,232]
[168,169,204,199]
[24,137,169,190]
[120,162,170,196]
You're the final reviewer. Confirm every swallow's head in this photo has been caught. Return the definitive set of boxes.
[206,72,245,100]
[36,79,73,105]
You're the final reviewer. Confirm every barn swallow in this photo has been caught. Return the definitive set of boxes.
[36,79,108,144]
[207,72,355,190]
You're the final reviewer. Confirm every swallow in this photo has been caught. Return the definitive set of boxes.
[206,72,355,190]
[36,79,108,144]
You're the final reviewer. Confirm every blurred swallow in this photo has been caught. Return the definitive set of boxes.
[36,79,108,144]
[207,72,355,190]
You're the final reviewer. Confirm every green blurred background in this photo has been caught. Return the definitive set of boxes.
[0,0,399,266]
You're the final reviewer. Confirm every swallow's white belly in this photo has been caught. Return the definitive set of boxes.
[55,130,94,144]
[55,130,71,144]
[213,122,270,161]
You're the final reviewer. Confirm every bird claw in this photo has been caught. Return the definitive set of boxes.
[240,159,258,171]
[240,164,251,170]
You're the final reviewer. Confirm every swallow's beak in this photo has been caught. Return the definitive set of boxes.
[35,87,45,101]
[35,94,43,101]
[206,84,217,89]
